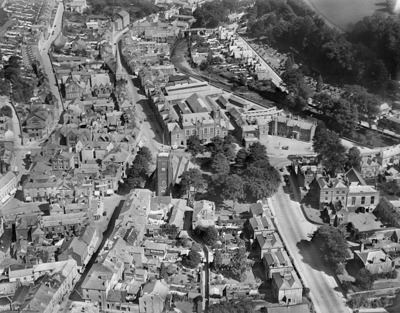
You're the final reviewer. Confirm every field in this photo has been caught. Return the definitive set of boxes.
[303,0,390,31]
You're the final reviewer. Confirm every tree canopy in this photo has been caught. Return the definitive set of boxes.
[247,141,268,164]
[206,301,254,313]
[313,126,346,175]
[377,179,400,197]
[246,0,398,93]
[211,153,230,176]
[87,0,158,18]
[0,105,12,118]
[126,146,152,188]
[221,174,245,208]
[182,247,202,269]
[342,85,379,126]
[180,168,207,196]
[194,226,219,246]
[187,135,204,158]
[345,147,362,172]
[312,225,350,270]
[354,268,374,291]
[207,135,236,161]
[160,224,179,239]
[192,0,242,28]
[313,92,357,135]
[0,55,34,104]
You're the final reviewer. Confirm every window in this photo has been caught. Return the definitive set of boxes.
[336,191,339,194]
[325,197,328,201]
[216,130,220,135]
[204,128,208,134]
[351,197,356,205]
[361,196,365,205]
[176,134,180,139]
[192,129,196,135]
[210,127,214,133]
[186,130,190,136]
[325,192,329,195]
[371,196,375,204]
[342,191,345,194]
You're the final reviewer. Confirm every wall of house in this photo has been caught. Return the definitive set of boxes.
[347,192,379,213]
[273,285,302,305]
[318,187,349,210]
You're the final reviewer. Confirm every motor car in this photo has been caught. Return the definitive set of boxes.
[282,146,289,150]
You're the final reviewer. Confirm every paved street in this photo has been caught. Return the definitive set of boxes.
[116,44,164,168]
[270,186,350,313]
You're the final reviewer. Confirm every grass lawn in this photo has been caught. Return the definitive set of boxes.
[174,301,193,313]
[304,0,390,31]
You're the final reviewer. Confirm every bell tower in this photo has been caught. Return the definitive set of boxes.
[156,152,173,196]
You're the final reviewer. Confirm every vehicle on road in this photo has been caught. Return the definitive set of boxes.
[282,146,289,150]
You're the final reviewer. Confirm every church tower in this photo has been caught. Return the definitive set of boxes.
[156,152,173,196]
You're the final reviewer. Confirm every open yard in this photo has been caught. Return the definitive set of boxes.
[304,0,391,31]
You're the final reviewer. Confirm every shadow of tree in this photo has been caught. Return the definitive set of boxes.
[296,239,335,277]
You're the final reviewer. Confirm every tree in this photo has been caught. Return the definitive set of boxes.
[242,160,281,200]
[126,146,152,188]
[229,244,249,281]
[161,224,179,239]
[377,180,400,197]
[213,249,223,271]
[187,135,204,158]
[137,146,152,161]
[0,105,12,118]
[313,126,346,175]
[206,301,254,313]
[355,268,374,290]
[211,153,230,176]
[316,74,323,92]
[285,54,294,70]
[247,142,268,163]
[314,92,357,135]
[312,225,350,270]
[342,85,379,126]
[235,148,248,167]
[180,168,207,196]
[159,262,169,280]
[221,174,245,209]
[182,247,202,268]
[207,136,236,161]
[194,226,219,246]
[345,147,362,171]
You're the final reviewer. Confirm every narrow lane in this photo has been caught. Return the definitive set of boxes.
[70,198,125,299]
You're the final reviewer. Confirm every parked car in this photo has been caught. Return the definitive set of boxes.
[282,146,289,150]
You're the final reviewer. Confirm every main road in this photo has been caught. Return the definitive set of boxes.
[270,183,350,313]
[115,40,165,168]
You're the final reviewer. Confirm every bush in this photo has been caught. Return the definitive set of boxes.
[182,249,202,268]
[355,268,374,291]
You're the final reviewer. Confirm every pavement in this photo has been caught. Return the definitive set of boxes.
[270,186,351,313]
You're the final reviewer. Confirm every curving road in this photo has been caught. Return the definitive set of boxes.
[270,184,350,313]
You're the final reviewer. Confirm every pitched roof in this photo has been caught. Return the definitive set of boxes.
[272,270,302,290]
[356,249,390,265]
[142,280,169,299]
